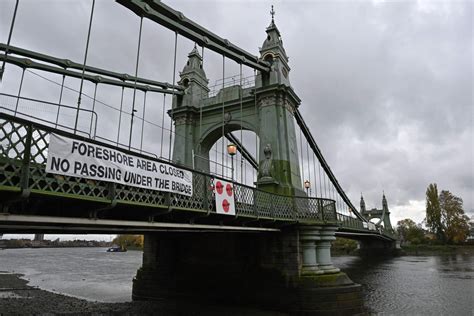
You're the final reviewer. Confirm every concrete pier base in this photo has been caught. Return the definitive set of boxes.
[133,225,364,315]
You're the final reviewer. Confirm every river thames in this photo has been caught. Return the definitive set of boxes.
[0,247,473,314]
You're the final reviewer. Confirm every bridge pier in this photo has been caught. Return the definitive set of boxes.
[357,238,399,256]
[133,225,364,315]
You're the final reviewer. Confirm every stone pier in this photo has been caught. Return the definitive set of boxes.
[133,224,364,315]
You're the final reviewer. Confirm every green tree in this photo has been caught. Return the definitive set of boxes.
[426,183,444,241]
[439,190,470,244]
[396,218,425,244]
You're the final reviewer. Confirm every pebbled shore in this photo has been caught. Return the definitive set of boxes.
[0,273,285,315]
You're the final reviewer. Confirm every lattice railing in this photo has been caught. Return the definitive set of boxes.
[0,112,376,226]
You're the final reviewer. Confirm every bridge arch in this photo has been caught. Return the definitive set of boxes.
[198,121,257,156]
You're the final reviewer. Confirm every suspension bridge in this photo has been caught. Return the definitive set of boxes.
[0,1,397,314]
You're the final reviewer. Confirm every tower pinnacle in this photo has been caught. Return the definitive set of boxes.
[360,194,366,213]
[270,5,275,22]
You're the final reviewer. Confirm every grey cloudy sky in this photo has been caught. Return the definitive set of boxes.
[1,0,472,240]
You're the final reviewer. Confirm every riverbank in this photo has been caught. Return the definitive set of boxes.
[400,244,474,256]
[0,273,285,315]
[0,239,112,249]
[332,244,474,257]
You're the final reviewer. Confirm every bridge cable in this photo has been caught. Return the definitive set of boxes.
[239,63,243,183]
[299,129,304,186]
[116,86,125,145]
[0,0,19,82]
[331,183,336,206]
[54,74,66,128]
[13,67,25,115]
[312,152,318,198]
[306,139,311,196]
[318,161,323,198]
[168,31,178,160]
[74,0,95,134]
[254,69,258,177]
[325,172,329,200]
[140,91,147,152]
[221,55,225,176]
[199,45,204,158]
[88,82,98,137]
[129,16,144,150]
[160,94,166,157]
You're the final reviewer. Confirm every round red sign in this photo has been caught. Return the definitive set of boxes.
[215,181,223,195]
[226,183,233,197]
[222,199,230,213]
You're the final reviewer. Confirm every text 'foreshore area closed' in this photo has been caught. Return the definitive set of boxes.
[46,134,193,196]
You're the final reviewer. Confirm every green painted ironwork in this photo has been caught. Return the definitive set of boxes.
[0,112,396,240]
[0,112,337,224]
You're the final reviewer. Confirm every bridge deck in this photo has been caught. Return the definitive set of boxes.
[0,113,395,240]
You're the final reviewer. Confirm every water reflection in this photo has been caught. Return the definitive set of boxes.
[333,254,474,315]
[0,248,473,314]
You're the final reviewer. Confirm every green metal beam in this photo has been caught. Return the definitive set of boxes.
[116,0,270,72]
[225,132,258,170]
[0,43,182,93]
[0,214,281,233]
[0,54,182,95]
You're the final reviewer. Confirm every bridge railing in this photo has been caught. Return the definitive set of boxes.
[0,112,338,224]
[337,213,365,230]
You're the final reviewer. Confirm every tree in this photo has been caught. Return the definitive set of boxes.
[425,184,470,244]
[112,235,144,249]
[397,218,425,244]
[439,190,470,244]
[425,183,444,241]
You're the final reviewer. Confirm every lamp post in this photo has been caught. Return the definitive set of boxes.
[227,143,237,181]
[304,179,311,196]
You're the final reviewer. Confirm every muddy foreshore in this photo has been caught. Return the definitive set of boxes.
[0,273,284,316]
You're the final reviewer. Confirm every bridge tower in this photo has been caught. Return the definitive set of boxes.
[358,194,397,256]
[360,193,393,230]
[170,15,303,197]
[133,12,363,315]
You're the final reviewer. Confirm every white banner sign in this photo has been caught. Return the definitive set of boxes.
[46,133,193,196]
[214,179,235,215]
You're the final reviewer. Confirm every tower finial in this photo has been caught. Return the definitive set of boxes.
[270,5,275,22]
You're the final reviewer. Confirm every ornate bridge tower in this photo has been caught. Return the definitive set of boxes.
[361,194,393,230]
[133,12,364,315]
[170,15,303,196]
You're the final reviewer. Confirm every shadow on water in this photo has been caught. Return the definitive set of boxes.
[333,254,474,315]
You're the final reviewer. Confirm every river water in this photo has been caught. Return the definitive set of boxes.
[0,247,473,314]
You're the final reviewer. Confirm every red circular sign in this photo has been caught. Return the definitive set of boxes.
[215,181,223,195]
[226,184,233,197]
[222,199,230,213]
